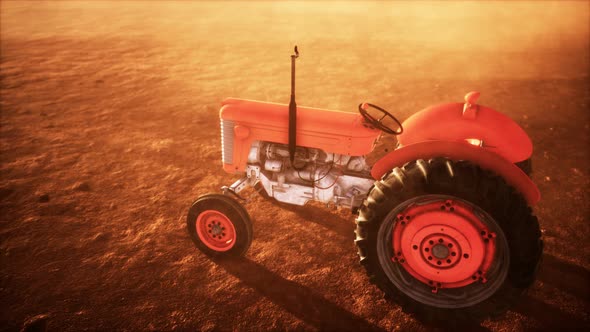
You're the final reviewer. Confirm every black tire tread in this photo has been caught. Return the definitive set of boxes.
[354,158,543,325]
[187,193,253,257]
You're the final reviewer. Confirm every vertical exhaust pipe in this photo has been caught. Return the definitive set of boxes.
[289,45,299,166]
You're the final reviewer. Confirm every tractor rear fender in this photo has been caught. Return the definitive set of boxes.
[397,94,533,164]
[371,141,540,206]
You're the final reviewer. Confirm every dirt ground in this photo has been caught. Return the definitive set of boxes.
[1,1,589,331]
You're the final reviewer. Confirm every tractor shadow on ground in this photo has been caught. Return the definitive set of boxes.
[512,296,590,331]
[216,256,494,332]
[263,198,356,240]
[537,254,590,301]
[215,257,385,332]
[512,253,590,330]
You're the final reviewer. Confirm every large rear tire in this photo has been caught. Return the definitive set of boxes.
[187,194,253,257]
[354,158,542,324]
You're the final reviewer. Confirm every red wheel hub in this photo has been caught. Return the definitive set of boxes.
[196,210,237,252]
[391,199,496,292]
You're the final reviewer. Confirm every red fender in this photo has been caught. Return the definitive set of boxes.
[371,141,540,206]
[397,92,532,163]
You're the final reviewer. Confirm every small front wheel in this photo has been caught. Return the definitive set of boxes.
[187,194,253,257]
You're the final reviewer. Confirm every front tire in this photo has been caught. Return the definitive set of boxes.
[355,158,542,324]
[187,194,253,257]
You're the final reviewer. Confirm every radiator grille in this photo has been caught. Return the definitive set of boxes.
[221,119,234,164]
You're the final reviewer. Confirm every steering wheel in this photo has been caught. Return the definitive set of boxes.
[358,103,403,135]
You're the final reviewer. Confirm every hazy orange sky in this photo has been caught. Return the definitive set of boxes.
[1,1,588,109]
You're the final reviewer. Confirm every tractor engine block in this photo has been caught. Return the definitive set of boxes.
[246,141,375,208]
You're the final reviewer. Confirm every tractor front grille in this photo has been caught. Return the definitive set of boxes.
[220,119,234,164]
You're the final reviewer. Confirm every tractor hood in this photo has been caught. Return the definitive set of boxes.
[220,98,380,157]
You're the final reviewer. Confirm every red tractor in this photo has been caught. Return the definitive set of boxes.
[186,47,542,323]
